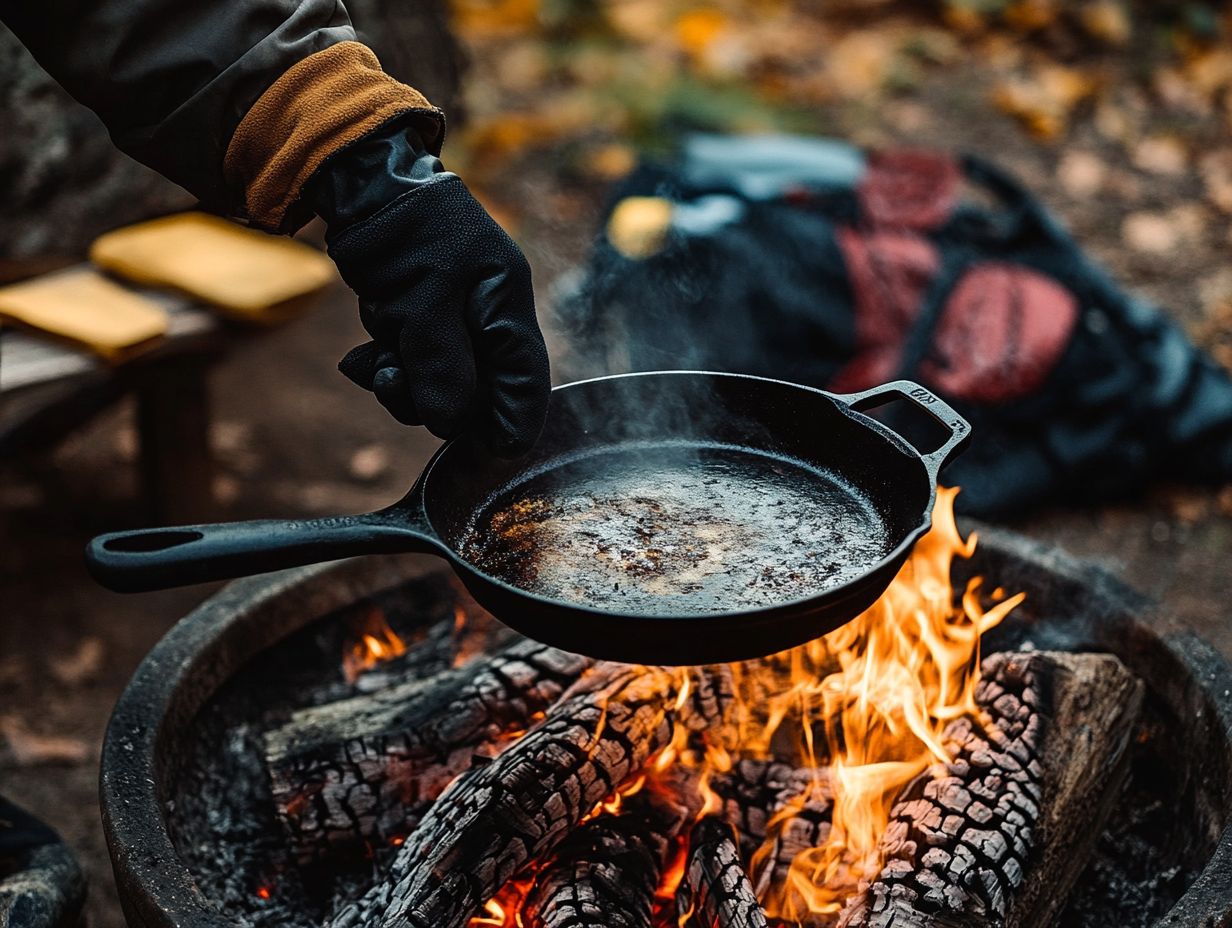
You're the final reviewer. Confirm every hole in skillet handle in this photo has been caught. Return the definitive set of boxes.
[836,380,972,481]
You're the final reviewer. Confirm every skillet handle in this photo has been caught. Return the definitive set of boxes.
[86,509,445,593]
[834,379,972,483]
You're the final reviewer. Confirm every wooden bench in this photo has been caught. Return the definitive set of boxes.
[1,283,229,523]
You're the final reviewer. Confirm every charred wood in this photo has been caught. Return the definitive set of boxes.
[750,773,833,902]
[1003,652,1144,928]
[326,663,690,928]
[709,760,821,861]
[676,816,769,928]
[265,638,591,865]
[837,651,1142,928]
[523,788,690,928]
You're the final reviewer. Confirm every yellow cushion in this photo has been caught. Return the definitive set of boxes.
[0,268,167,362]
[90,212,337,324]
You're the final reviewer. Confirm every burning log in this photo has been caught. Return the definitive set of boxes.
[750,774,833,901]
[522,787,690,928]
[326,663,702,928]
[264,638,592,865]
[676,816,769,928]
[837,650,1143,928]
[709,760,822,860]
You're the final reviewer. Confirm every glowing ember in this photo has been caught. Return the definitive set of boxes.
[464,487,1022,927]
[341,606,408,683]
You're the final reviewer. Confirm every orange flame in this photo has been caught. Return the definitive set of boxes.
[464,488,1021,927]
[342,606,408,683]
[746,487,1023,919]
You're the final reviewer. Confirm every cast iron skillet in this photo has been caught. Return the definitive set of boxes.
[86,372,970,664]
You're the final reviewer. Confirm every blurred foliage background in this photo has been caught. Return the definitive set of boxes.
[440,0,1232,372]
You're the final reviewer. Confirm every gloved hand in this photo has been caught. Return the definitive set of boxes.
[308,119,550,457]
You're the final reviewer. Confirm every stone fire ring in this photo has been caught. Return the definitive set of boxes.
[99,529,1232,928]
[0,795,86,928]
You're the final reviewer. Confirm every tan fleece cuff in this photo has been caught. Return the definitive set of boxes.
[224,41,445,232]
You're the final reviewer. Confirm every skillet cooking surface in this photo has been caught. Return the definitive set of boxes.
[461,441,889,616]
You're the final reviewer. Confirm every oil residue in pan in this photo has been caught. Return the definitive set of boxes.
[461,443,890,616]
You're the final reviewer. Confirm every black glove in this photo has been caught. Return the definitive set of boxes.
[308,119,550,457]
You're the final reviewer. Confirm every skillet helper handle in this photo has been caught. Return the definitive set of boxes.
[836,380,971,483]
[86,511,438,593]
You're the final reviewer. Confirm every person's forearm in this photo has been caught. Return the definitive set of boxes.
[0,0,438,223]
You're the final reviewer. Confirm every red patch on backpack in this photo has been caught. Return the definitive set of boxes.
[859,149,961,231]
[922,263,1078,403]
[830,229,939,391]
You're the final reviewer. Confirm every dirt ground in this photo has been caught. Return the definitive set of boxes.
[4,5,1232,926]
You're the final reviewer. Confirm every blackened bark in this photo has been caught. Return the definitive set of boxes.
[523,789,689,928]
[326,663,682,928]
[837,651,1141,928]
[265,638,591,865]
[676,816,769,928]
[749,774,833,902]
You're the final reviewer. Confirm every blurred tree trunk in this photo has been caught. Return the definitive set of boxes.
[0,0,464,269]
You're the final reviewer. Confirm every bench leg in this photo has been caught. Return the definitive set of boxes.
[136,360,214,523]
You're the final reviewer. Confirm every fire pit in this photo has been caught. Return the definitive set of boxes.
[100,504,1232,928]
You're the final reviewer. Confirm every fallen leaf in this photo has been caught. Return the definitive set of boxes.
[49,637,104,686]
[213,474,241,505]
[0,716,90,767]
[1166,202,1208,242]
[1199,150,1232,214]
[1003,0,1060,32]
[1183,47,1232,102]
[1057,150,1106,197]
[1121,211,1177,254]
[1079,0,1130,46]
[493,43,550,95]
[1093,100,1132,142]
[942,3,986,36]
[1167,488,1209,524]
[993,64,1097,139]
[450,0,540,35]
[674,8,729,59]
[606,0,670,42]
[1132,135,1188,176]
[582,142,637,180]
[349,444,390,482]
[827,30,896,98]
[113,424,138,461]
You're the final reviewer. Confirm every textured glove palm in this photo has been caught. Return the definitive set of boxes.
[318,127,550,457]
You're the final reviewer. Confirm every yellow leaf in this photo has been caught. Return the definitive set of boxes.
[1185,48,1232,99]
[1003,0,1060,32]
[450,0,540,35]
[992,64,1097,139]
[583,143,638,181]
[827,30,896,98]
[1079,0,1130,46]
[674,9,730,58]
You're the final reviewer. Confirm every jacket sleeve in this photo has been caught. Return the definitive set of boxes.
[1,0,444,230]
